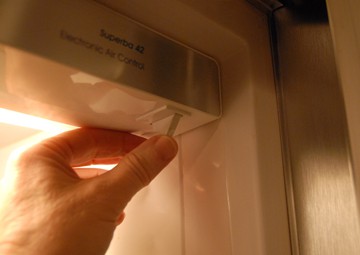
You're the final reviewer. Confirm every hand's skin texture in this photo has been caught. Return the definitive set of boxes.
[0,128,178,255]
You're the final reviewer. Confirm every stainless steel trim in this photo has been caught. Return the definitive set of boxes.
[272,6,360,255]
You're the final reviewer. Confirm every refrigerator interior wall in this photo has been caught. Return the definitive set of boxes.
[100,1,290,254]
[0,0,290,254]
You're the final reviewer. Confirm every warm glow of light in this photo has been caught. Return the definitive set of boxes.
[75,164,117,171]
[0,108,77,191]
[0,108,75,134]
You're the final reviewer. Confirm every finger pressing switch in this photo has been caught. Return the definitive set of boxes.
[136,105,189,136]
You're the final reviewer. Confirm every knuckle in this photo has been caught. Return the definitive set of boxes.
[123,153,152,187]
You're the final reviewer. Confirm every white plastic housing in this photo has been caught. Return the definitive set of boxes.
[0,0,221,136]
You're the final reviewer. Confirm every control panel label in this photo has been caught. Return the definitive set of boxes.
[60,30,145,71]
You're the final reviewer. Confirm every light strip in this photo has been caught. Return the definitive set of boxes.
[0,108,75,134]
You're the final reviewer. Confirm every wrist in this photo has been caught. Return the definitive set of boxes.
[0,215,39,255]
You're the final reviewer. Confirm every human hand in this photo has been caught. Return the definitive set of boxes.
[0,128,178,255]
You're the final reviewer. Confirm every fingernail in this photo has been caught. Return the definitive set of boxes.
[153,136,178,161]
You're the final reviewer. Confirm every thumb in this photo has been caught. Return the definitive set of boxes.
[101,135,178,203]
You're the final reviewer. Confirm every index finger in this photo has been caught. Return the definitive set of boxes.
[30,128,146,166]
